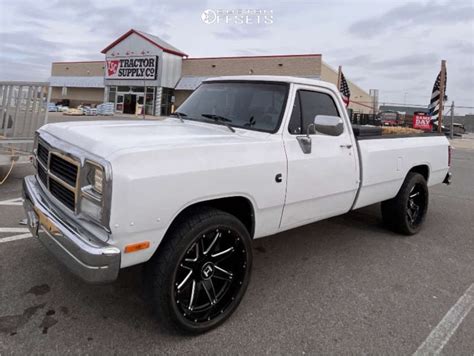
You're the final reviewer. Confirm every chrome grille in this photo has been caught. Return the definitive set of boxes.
[50,153,78,187]
[37,141,79,212]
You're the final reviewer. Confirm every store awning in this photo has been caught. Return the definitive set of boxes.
[49,76,104,88]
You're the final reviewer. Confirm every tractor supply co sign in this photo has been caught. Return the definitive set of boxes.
[412,112,432,131]
[106,56,158,80]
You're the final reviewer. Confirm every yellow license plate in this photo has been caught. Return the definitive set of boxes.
[34,207,60,235]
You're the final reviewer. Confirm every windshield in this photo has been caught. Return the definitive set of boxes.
[176,81,289,133]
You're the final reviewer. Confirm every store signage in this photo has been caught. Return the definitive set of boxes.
[106,56,158,80]
[413,112,432,131]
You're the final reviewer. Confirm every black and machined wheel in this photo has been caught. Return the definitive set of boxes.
[145,207,252,334]
[381,172,429,235]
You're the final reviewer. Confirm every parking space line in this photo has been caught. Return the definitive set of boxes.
[0,227,30,233]
[0,233,32,243]
[414,283,474,356]
[0,197,24,206]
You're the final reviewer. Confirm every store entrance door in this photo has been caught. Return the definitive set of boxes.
[123,94,137,114]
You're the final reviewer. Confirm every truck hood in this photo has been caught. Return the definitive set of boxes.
[40,118,269,158]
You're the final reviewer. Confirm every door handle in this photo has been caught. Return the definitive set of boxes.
[340,144,353,149]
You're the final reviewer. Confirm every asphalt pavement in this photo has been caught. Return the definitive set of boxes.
[0,146,473,354]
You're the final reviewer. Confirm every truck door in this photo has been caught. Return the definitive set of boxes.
[280,85,359,229]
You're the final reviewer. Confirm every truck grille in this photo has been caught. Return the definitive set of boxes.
[36,141,79,212]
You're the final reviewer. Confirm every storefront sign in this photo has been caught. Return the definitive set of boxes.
[106,56,158,80]
[413,112,432,131]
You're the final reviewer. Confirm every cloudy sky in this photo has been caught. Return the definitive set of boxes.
[1,0,473,112]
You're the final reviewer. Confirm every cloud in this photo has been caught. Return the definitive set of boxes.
[348,1,474,38]
[212,25,270,39]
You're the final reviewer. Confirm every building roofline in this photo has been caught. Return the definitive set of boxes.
[100,29,188,57]
[52,61,104,64]
[185,53,322,60]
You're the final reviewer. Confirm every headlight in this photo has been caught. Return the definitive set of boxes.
[93,167,104,194]
[85,162,104,196]
[81,161,105,223]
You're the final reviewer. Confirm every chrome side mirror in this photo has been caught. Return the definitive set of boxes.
[313,115,344,136]
[296,115,344,154]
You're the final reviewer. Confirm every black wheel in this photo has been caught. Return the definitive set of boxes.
[145,207,252,334]
[381,172,429,235]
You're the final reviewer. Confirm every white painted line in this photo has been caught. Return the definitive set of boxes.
[0,197,24,206]
[0,227,30,233]
[414,283,474,356]
[0,233,32,243]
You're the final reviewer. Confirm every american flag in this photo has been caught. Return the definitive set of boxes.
[339,71,351,107]
[428,68,447,122]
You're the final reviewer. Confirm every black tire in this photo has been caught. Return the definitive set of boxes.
[145,207,252,334]
[381,172,429,235]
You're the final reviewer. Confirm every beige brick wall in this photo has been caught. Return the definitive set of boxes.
[51,61,105,77]
[182,55,322,77]
[320,62,373,114]
[51,87,104,107]
[174,90,192,107]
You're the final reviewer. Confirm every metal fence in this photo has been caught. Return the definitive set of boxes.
[0,81,51,156]
[0,81,51,174]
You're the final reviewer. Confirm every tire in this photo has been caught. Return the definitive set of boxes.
[381,172,429,235]
[145,207,253,334]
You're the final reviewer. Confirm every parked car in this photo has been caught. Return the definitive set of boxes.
[23,76,451,334]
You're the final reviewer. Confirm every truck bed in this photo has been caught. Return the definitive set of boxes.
[352,132,450,209]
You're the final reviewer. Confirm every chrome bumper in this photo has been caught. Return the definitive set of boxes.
[443,171,452,185]
[22,175,120,283]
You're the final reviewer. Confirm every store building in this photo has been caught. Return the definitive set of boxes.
[50,29,373,115]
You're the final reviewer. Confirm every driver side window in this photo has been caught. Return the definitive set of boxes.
[288,90,340,134]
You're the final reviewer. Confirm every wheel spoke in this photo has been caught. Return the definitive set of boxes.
[177,270,193,290]
[188,280,197,310]
[211,246,234,259]
[184,242,199,262]
[202,279,217,305]
[204,231,221,255]
[213,265,233,281]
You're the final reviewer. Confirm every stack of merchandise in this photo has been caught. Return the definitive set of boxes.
[97,102,114,116]
[83,107,98,116]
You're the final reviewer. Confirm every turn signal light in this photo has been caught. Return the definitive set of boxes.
[124,241,150,253]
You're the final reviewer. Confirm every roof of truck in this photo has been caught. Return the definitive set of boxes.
[203,75,338,91]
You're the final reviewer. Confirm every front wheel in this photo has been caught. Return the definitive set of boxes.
[381,172,429,235]
[145,207,253,334]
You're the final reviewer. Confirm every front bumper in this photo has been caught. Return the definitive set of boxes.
[22,175,120,283]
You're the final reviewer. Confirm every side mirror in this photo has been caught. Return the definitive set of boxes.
[313,115,344,136]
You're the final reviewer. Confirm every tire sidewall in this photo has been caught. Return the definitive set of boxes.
[158,211,253,334]
[402,173,429,234]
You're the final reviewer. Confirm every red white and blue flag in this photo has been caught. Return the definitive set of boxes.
[339,71,351,107]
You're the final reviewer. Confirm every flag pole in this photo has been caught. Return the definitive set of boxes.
[438,60,446,133]
[337,65,342,90]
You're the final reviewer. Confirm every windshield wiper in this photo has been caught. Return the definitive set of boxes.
[170,111,187,122]
[201,114,236,133]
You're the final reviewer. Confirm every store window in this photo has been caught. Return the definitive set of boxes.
[108,86,116,103]
[161,88,174,116]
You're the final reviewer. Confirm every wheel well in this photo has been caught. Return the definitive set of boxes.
[169,197,255,238]
[409,165,429,182]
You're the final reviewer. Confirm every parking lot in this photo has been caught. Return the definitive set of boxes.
[0,140,473,354]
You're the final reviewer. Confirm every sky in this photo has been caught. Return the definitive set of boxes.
[0,0,473,113]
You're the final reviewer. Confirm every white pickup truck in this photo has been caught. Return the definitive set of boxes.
[23,76,451,333]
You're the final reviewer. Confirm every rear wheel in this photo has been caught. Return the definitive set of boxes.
[145,207,252,334]
[381,172,429,235]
